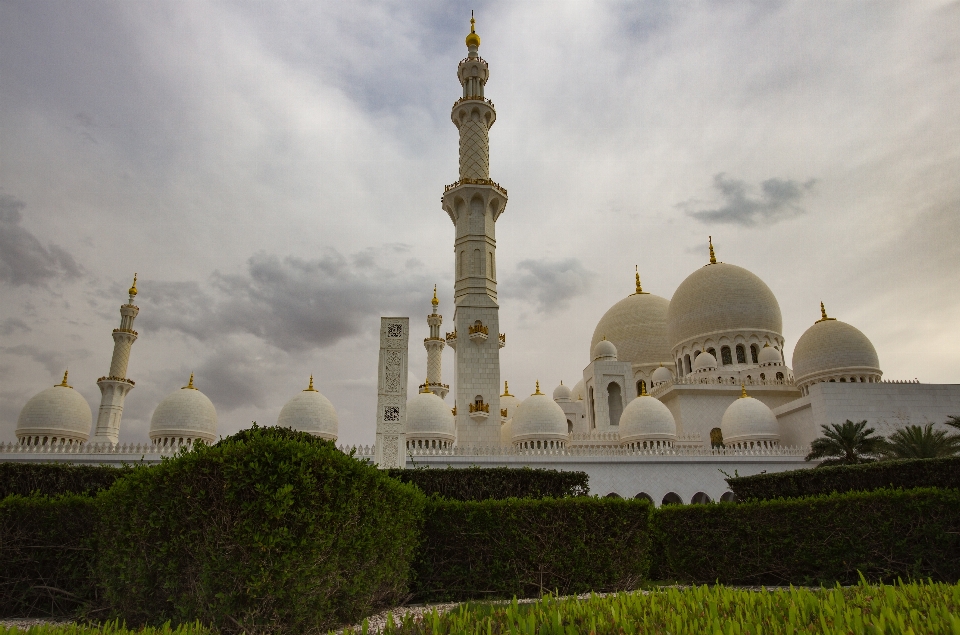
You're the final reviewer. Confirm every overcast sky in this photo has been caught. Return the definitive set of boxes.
[1,0,958,447]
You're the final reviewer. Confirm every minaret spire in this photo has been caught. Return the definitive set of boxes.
[92,275,140,445]
[423,286,449,399]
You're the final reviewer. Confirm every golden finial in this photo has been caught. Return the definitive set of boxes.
[634,266,648,294]
[640,382,648,397]
[183,373,196,390]
[432,284,439,307]
[305,375,317,392]
[708,236,717,264]
[465,10,481,48]
[128,273,138,297]
[816,301,836,323]
[57,370,71,388]
[533,380,543,395]
[502,380,513,397]
[422,377,433,394]
[740,383,748,398]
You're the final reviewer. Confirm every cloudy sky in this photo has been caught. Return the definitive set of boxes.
[1,0,958,446]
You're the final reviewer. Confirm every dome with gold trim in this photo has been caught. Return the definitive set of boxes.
[16,371,92,446]
[277,376,338,441]
[150,374,217,446]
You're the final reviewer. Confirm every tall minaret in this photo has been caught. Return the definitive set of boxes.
[92,274,140,444]
[421,285,449,399]
[441,13,507,447]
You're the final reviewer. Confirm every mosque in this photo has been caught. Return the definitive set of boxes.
[3,17,959,502]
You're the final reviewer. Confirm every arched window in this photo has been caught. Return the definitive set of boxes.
[636,379,646,395]
[720,346,732,366]
[635,492,653,503]
[607,382,624,426]
[662,492,683,506]
[677,359,683,377]
[760,373,765,380]
[707,348,716,359]
[720,492,737,503]
[691,492,712,504]
[567,419,573,434]
[473,249,482,275]
[736,344,746,364]
[684,355,692,374]
[457,251,463,277]
[589,387,596,429]
[709,427,724,448]
[750,344,759,364]
[776,372,784,381]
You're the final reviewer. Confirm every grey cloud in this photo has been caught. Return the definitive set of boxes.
[502,258,596,314]
[685,174,816,226]
[0,195,82,286]
[0,318,30,336]
[1,344,91,376]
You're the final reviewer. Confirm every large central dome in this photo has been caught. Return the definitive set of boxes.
[591,293,671,368]
[667,262,782,349]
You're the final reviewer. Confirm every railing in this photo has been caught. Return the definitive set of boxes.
[468,324,489,335]
[650,376,795,398]
[0,441,181,456]
[443,178,508,199]
[404,444,810,458]
[113,328,138,336]
[880,379,920,384]
[469,401,490,413]
[97,376,135,385]
[459,55,487,65]
[445,330,457,340]
[337,444,376,458]
[452,96,495,110]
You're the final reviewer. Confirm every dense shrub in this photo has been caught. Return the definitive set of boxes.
[727,456,960,501]
[0,463,131,498]
[653,487,960,585]
[95,426,425,635]
[410,497,652,602]
[386,466,589,500]
[0,494,98,617]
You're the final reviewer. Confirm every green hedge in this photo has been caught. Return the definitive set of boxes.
[410,497,652,602]
[653,487,960,586]
[0,464,131,498]
[95,426,425,635]
[727,456,960,501]
[387,466,589,500]
[0,494,98,617]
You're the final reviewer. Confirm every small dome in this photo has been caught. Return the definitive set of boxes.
[570,379,585,401]
[405,390,455,441]
[590,292,671,368]
[16,372,92,444]
[465,16,480,48]
[693,351,717,372]
[619,395,677,445]
[593,338,618,361]
[553,382,572,401]
[758,343,782,366]
[512,391,568,445]
[668,262,782,349]
[150,375,217,444]
[651,365,673,386]
[720,389,779,446]
[277,377,338,441]
[792,314,881,387]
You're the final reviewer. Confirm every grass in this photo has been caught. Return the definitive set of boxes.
[352,578,960,634]
[0,622,209,635]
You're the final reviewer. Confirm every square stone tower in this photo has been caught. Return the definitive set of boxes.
[374,317,409,468]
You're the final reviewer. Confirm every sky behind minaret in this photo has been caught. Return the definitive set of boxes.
[1,1,958,446]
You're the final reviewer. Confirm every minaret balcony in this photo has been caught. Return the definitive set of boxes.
[498,333,506,349]
[500,408,508,420]
[445,330,458,350]
[97,376,135,386]
[113,328,138,336]
[469,401,490,421]
[443,177,508,199]
[469,323,489,344]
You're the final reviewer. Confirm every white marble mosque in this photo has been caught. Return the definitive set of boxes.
[4,17,960,504]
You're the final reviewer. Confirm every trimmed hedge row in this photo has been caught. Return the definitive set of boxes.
[727,456,960,501]
[95,427,425,635]
[653,487,960,585]
[387,466,589,501]
[410,497,652,601]
[0,463,130,498]
[0,494,99,618]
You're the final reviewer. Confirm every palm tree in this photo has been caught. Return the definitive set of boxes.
[805,420,887,467]
[945,415,960,432]
[883,423,960,459]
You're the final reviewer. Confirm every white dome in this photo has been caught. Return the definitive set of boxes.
[150,375,217,444]
[512,391,569,445]
[758,343,782,366]
[593,338,618,361]
[277,378,338,441]
[405,390,455,441]
[651,365,673,386]
[16,374,92,444]
[553,382,572,401]
[792,316,881,387]
[570,379,585,401]
[619,395,677,445]
[668,262,782,349]
[693,351,718,372]
[591,292,671,368]
[720,390,780,446]
[500,393,520,420]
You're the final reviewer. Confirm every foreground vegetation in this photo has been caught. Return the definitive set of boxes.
[353,579,960,635]
[0,622,209,635]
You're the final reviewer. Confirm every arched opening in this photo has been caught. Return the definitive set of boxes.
[776,372,784,381]
[605,492,622,499]
[589,387,596,429]
[567,419,572,434]
[750,344,759,364]
[634,493,653,503]
[662,492,683,506]
[760,373,765,380]
[473,249,482,275]
[707,348,717,359]
[720,491,737,503]
[684,355,692,374]
[691,492,712,504]
[709,427,724,448]
[607,382,624,426]
[720,346,732,366]
[676,359,683,377]
[736,344,746,364]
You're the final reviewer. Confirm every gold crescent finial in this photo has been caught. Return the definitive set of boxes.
[305,375,317,392]
[816,301,836,323]
[634,265,647,294]
[502,380,512,397]
[57,370,71,388]
[129,273,138,297]
[421,377,433,394]
[741,383,748,398]
[640,382,648,397]
[432,284,439,306]
[465,10,481,48]
[534,380,542,395]
[708,236,717,264]
[184,373,196,390]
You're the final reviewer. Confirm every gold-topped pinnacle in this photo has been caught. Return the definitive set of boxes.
[740,383,748,398]
[129,273,138,297]
[634,265,648,294]
[640,382,648,397]
[816,301,836,323]
[465,11,480,48]
[183,373,196,390]
[305,375,317,392]
[708,236,717,265]
[57,370,72,388]
[502,380,513,397]
[432,284,439,307]
[533,380,543,395]
[421,377,433,394]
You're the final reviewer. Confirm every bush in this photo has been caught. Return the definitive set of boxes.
[653,487,960,585]
[0,494,99,617]
[727,456,960,501]
[95,426,426,634]
[0,464,131,498]
[386,466,589,501]
[410,497,652,602]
